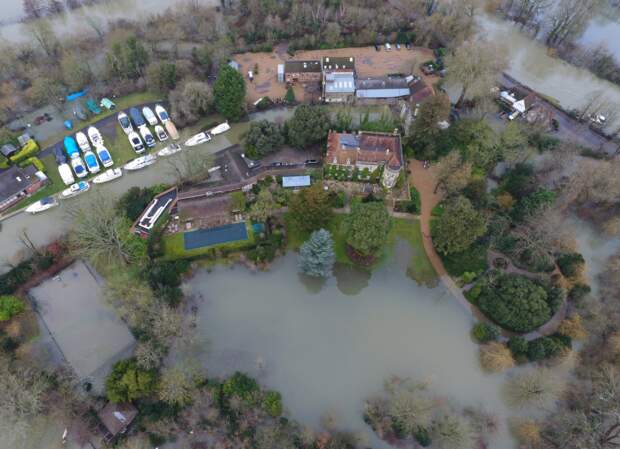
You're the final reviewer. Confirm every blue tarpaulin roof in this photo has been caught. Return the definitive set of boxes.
[282,175,311,188]
[66,89,88,102]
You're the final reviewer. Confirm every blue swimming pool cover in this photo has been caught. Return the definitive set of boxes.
[184,222,249,250]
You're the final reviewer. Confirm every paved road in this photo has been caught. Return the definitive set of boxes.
[499,73,619,155]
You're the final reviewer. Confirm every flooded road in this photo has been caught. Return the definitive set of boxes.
[185,244,522,449]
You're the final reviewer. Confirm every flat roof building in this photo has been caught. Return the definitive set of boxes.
[284,60,322,83]
[282,175,311,188]
[356,77,411,99]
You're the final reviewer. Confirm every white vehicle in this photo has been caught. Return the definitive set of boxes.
[184,131,211,147]
[117,112,133,134]
[155,105,170,123]
[128,131,145,154]
[210,122,231,135]
[140,126,156,148]
[70,156,88,178]
[95,145,114,167]
[154,125,168,142]
[157,143,183,157]
[60,181,90,199]
[58,163,75,185]
[75,132,91,152]
[25,197,58,214]
[87,126,104,147]
[385,43,392,51]
[142,106,158,126]
[165,121,180,140]
[124,154,157,171]
[92,168,123,184]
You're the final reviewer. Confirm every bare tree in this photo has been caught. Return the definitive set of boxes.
[503,368,566,409]
[159,365,197,406]
[546,0,600,46]
[479,342,515,373]
[431,412,475,449]
[434,151,472,195]
[165,148,214,185]
[445,40,507,108]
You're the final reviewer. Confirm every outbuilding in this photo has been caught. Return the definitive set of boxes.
[282,175,311,189]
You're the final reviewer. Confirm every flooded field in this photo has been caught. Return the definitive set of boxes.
[185,243,521,449]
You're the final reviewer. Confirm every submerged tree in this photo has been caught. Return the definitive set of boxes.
[431,412,475,449]
[344,202,391,261]
[299,229,336,278]
[504,368,565,409]
[432,196,487,255]
[288,184,333,233]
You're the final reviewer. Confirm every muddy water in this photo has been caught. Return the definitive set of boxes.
[185,242,521,449]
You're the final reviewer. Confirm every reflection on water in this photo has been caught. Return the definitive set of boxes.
[187,250,521,449]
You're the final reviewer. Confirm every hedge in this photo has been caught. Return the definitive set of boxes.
[18,156,45,172]
[9,139,40,164]
[0,295,25,321]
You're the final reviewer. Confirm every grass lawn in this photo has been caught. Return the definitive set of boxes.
[108,126,141,164]
[388,218,437,285]
[284,213,350,265]
[39,91,162,149]
[161,222,255,260]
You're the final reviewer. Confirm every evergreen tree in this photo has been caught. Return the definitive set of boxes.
[214,64,246,121]
[286,105,330,149]
[299,229,335,278]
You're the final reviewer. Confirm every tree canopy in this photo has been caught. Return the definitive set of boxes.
[345,202,391,259]
[213,64,246,121]
[286,105,330,149]
[105,358,157,403]
[432,196,487,255]
[299,229,336,278]
[244,119,285,159]
[288,184,333,233]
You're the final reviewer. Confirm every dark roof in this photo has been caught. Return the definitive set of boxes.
[322,56,355,72]
[356,77,409,90]
[1,144,17,158]
[0,165,38,202]
[97,402,138,437]
[284,60,321,73]
[326,131,403,169]
[410,79,435,104]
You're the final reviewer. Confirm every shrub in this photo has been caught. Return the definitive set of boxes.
[526,336,568,361]
[0,295,25,321]
[9,139,39,164]
[472,322,500,343]
[568,283,591,302]
[414,427,431,447]
[284,86,296,104]
[18,156,45,172]
[442,241,489,277]
[507,336,529,358]
[222,372,259,402]
[105,358,157,403]
[556,253,585,279]
[262,390,283,417]
[464,282,483,304]
[477,274,552,333]
[479,342,514,372]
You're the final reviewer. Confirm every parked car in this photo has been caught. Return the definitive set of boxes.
[385,43,392,51]
[396,43,401,50]
[305,159,319,165]
[374,44,381,51]
[405,42,412,50]
[128,131,145,154]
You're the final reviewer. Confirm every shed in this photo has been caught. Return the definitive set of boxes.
[228,60,240,71]
[0,143,17,158]
[277,64,285,83]
[97,402,138,444]
[356,77,411,99]
[282,175,311,188]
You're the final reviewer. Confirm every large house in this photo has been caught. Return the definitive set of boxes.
[0,165,48,212]
[282,60,322,83]
[499,86,538,119]
[326,130,404,189]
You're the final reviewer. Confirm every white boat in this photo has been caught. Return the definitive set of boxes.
[58,163,75,185]
[123,154,157,171]
[210,122,230,135]
[25,196,58,214]
[83,150,100,174]
[155,105,169,123]
[75,131,91,152]
[87,126,104,147]
[165,121,180,140]
[70,156,88,178]
[184,131,211,147]
[142,106,158,126]
[92,168,122,184]
[118,112,133,134]
[140,126,156,148]
[154,125,168,142]
[96,145,114,167]
[61,181,90,199]
[157,143,183,157]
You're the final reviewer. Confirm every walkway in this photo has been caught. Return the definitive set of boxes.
[408,159,565,340]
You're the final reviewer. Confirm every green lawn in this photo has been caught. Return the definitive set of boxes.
[161,222,255,260]
[284,213,350,265]
[39,91,162,149]
[388,218,437,285]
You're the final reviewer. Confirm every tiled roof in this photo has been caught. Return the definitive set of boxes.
[326,131,403,169]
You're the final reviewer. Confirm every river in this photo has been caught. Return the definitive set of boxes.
[184,243,524,449]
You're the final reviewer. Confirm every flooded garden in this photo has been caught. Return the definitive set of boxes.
[183,242,521,448]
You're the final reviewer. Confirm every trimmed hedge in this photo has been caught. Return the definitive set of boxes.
[9,139,39,164]
[441,240,489,277]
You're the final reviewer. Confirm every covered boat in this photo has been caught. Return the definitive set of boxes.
[25,196,58,214]
[210,122,230,135]
[118,112,133,134]
[70,156,88,178]
[124,154,157,171]
[64,136,80,158]
[155,105,170,123]
[164,121,179,140]
[96,146,114,167]
[61,181,90,199]
[83,150,100,174]
[87,126,104,147]
[129,107,146,128]
[93,168,122,184]
[75,132,91,152]
[184,131,211,147]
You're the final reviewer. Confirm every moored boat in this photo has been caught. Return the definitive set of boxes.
[83,150,100,174]
[96,145,114,167]
[75,131,91,152]
[155,105,169,123]
[157,143,182,157]
[154,125,168,141]
[210,122,230,135]
[92,168,123,184]
[164,120,179,140]
[25,196,58,214]
[60,181,90,199]
[184,131,211,147]
[123,154,157,171]
[87,126,104,147]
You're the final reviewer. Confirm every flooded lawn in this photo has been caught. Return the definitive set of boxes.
[184,242,518,448]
